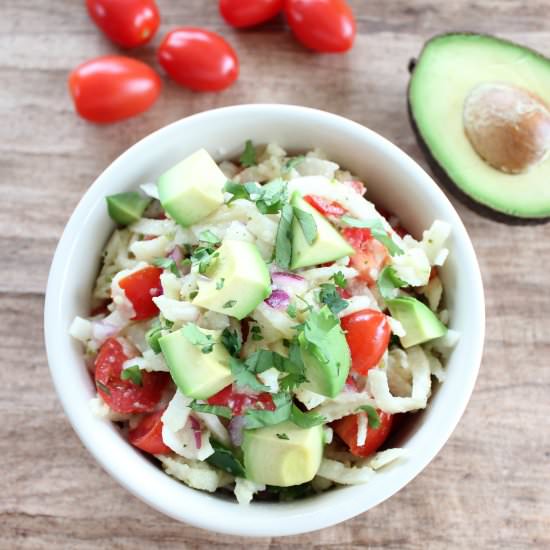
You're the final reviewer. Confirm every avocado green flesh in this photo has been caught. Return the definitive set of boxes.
[386,297,447,348]
[409,33,550,219]
[243,421,324,487]
[159,327,233,399]
[106,192,150,226]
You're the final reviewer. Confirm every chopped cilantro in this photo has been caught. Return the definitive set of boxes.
[251,325,263,341]
[145,323,163,354]
[223,180,250,201]
[182,323,215,353]
[293,206,318,245]
[377,266,407,300]
[240,139,257,167]
[199,230,221,245]
[216,278,225,290]
[191,246,219,275]
[342,215,403,256]
[274,203,294,269]
[223,300,237,309]
[245,392,293,429]
[230,357,270,393]
[153,256,180,276]
[189,401,233,419]
[206,440,246,477]
[276,433,289,440]
[286,303,297,318]
[225,179,287,215]
[120,365,142,386]
[221,327,242,357]
[284,156,305,173]
[96,380,111,396]
[289,405,326,428]
[189,290,198,300]
[332,271,347,289]
[318,283,349,315]
[357,405,381,429]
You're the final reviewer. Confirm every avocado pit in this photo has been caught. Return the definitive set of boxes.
[463,83,550,174]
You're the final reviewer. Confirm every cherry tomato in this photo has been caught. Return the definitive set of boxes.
[304,195,346,217]
[129,409,172,454]
[207,385,275,416]
[284,0,356,53]
[68,56,161,123]
[332,411,394,457]
[118,266,163,321]
[341,309,391,375]
[219,0,283,28]
[342,227,389,285]
[157,28,239,92]
[86,0,160,48]
[94,338,170,414]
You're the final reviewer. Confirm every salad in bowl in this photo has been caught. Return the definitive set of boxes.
[69,141,457,504]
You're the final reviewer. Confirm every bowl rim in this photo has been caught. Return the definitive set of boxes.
[44,103,485,537]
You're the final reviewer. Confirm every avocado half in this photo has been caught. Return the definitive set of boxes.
[408,33,550,224]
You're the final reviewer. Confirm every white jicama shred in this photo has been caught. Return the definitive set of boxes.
[69,316,93,343]
[195,412,231,447]
[89,396,131,422]
[368,448,407,470]
[162,391,192,432]
[199,310,231,331]
[123,322,150,352]
[296,157,339,179]
[130,235,170,262]
[323,426,333,444]
[317,459,375,485]
[391,247,431,287]
[160,272,182,300]
[141,349,169,372]
[356,412,368,447]
[139,182,159,199]
[428,328,460,359]
[152,296,200,323]
[311,392,376,422]
[338,295,380,318]
[162,419,214,461]
[251,302,295,341]
[234,478,266,505]
[294,388,326,410]
[426,350,446,382]
[129,217,175,237]
[420,220,451,266]
[368,345,431,413]
[257,367,280,393]
[385,348,413,397]
[386,316,406,337]
[421,276,443,312]
[156,455,231,492]
[224,221,255,243]
[299,265,358,285]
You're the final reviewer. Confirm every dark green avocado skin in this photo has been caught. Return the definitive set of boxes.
[406,33,550,226]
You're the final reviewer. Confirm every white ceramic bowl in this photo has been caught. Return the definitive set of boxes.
[44,104,485,537]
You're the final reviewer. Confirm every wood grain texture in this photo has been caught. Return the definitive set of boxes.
[1,0,549,548]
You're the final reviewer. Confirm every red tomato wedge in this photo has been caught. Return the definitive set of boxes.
[118,266,163,321]
[332,411,394,457]
[207,385,275,416]
[68,56,161,123]
[342,227,390,285]
[284,0,356,53]
[129,409,171,454]
[341,309,391,375]
[86,0,160,48]
[158,28,239,92]
[94,338,170,414]
[219,0,283,28]
[304,195,346,217]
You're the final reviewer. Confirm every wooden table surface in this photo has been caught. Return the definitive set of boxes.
[2,1,549,548]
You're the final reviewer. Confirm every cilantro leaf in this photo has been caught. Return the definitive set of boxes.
[332,271,347,289]
[221,327,242,357]
[240,139,257,167]
[357,405,381,428]
[153,257,180,276]
[244,392,293,429]
[289,405,326,428]
[250,325,263,341]
[318,283,349,315]
[206,440,246,477]
[145,323,163,354]
[256,179,288,214]
[223,300,237,309]
[341,215,403,256]
[224,180,250,202]
[230,357,270,393]
[275,203,294,269]
[293,207,318,245]
[286,303,297,318]
[216,278,225,290]
[276,433,289,440]
[191,246,219,275]
[199,230,221,245]
[182,323,215,353]
[284,156,305,173]
[96,380,111,396]
[189,401,233,419]
[377,266,407,300]
[120,365,142,386]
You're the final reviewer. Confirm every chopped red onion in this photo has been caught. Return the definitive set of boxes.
[271,271,308,295]
[92,320,119,342]
[168,246,183,264]
[228,415,246,447]
[189,415,202,450]
[265,289,290,310]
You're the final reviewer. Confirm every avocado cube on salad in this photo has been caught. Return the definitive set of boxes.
[158,148,226,227]
[106,191,151,226]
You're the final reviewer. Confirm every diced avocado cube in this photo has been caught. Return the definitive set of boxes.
[159,326,233,399]
[192,240,271,320]
[157,149,226,227]
[386,296,447,348]
[243,421,324,487]
[106,192,151,226]
[290,193,354,269]
[299,315,351,398]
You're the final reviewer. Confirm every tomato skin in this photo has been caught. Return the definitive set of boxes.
[86,0,160,48]
[304,195,346,217]
[342,227,390,285]
[284,0,356,53]
[157,28,239,92]
[94,338,170,414]
[207,385,275,416]
[68,56,161,123]
[219,0,283,28]
[118,266,163,321]
[341,309,391,375]
[332,411,394,457]
[129,409,172,454]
